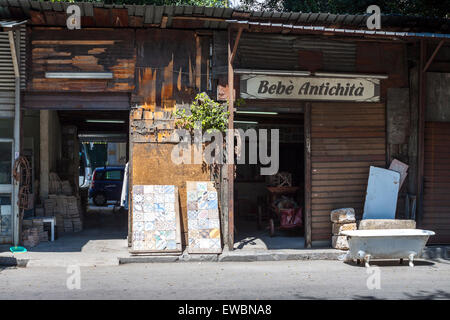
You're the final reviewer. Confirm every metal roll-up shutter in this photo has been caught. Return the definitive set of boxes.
[310,102,386,242]
[234,33,356,72]
[19,25,26,90]
[0,25,25,117]
[422,121,450,244]
[0,30,15,116]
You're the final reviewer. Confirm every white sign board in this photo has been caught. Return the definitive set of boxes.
[363,166,400,220]
[240,74,380,102]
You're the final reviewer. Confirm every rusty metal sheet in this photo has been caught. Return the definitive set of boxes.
[387,88,410,144]
[29,28,136,92]
[422,122,450,244]
[131,143,210,245]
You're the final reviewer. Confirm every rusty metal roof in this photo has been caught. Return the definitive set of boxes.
[0,18,26,30]
[0,0,448,34]
[228,19,450,40]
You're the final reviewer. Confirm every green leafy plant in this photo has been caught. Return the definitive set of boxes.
[173,92,229,133]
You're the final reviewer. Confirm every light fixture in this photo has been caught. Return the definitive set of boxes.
[85,119,125,124]
[233,121,258,124]
[45,72,113,79]
[313,72,388,79]
[234,69,311,76]
[236,111,278,115]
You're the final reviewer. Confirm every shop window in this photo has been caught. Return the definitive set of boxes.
[0,142,12,185]
[0,119,13,138]
[0,195,12,236]
[105,170,122,181]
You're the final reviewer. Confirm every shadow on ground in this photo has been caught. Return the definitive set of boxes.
[353,289,450,300]
[234,218,306,250]
[25,206,128,253]
[344,260,435,268]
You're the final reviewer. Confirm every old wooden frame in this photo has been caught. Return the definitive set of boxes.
[227,26,235,250]
[304,103,312,248]
[226,25,245,249]
[417,39,448,227]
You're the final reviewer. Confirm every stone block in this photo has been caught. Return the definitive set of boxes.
[358,219,416,230]
[332,235,349,250]
[330,208,355,223]
[332,222,356,235]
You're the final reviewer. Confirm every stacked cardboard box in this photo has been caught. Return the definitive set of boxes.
[49,172,62,194]
[22,228,39,247]
[330,208,356,250]
[44,197,57,217]
[55,213,64,236]
[51,195,83,233]
[35,206,45,217]
[61,181,73,196]
[22,218,49,247]
[22,219,33,230]
[33,218,49,243]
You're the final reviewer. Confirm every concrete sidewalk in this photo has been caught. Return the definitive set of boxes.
[1,244,448,268]
[0,245,342,267]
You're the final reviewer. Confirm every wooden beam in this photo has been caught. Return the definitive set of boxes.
[227,27,235,250]
[417,39,427,228]
[304,103,312,248]
[230,26,243,65]
[423,40,445,73]
[172,16,225,22]
[8,31,19,78]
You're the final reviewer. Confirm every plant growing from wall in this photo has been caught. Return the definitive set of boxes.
[173,92,229,133]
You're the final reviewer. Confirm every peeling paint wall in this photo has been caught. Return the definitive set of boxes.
[130,29,212,245]
[29,28,136,92]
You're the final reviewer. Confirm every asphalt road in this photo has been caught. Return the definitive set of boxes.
[1,260,449,300]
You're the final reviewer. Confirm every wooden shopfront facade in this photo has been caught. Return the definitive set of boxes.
[3,1,450,248]
[223,21,449,247]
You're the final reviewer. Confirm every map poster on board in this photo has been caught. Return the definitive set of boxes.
[131,185,182,254]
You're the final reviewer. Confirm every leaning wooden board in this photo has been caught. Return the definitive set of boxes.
[130,185,182,255]
[186,181,222,254]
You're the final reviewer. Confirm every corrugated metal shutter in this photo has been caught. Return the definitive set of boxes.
[310,102,386,242]
[0,25,25,117]
[422,121,450,244]
[0,30,15,116]
[235,33,356,72]
[19,25,26,90]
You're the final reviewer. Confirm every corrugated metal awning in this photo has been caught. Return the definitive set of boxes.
[0,19,26,30]
[227,19,450,40]
[0,0,448,34]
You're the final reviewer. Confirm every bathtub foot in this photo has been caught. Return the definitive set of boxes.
[409,253,415,267]
[364,255,371,268]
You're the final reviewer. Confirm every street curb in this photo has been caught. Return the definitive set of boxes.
[218,250,342,262]
[4,246,448,267]
[118,249,343,264]
[0,256,28,267]
[118,255,179,264]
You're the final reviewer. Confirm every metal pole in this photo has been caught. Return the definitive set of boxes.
[9,29,20,246]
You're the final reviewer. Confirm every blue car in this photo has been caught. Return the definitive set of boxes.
[88,166,125,206]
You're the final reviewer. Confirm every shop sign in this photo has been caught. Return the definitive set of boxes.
[240,74,380,102]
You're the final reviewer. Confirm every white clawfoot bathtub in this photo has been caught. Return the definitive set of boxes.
[340,229,435,267]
